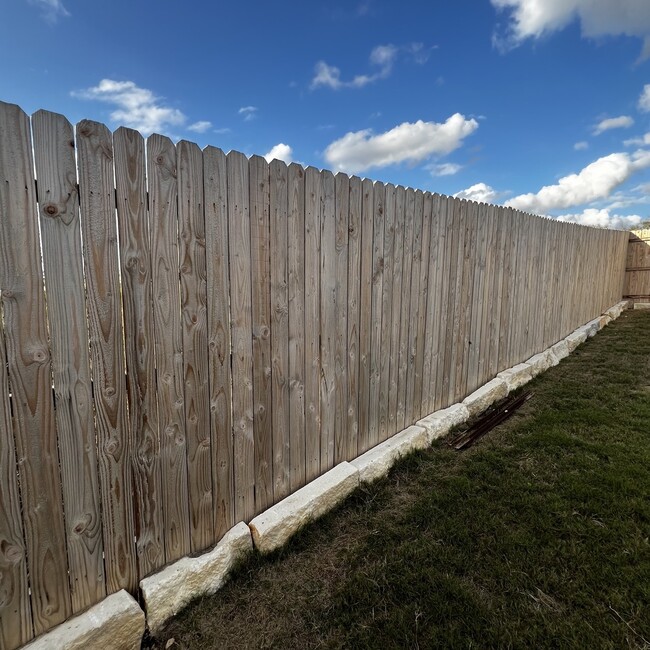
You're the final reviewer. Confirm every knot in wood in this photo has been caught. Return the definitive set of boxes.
[43,203,60,217]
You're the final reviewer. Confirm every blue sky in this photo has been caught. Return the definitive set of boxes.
[2,0,650,229]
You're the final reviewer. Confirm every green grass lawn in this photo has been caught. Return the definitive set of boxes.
[150,310,650,649]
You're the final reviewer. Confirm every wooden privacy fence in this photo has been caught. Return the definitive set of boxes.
[0,100,629,648]
[624,228,650,304]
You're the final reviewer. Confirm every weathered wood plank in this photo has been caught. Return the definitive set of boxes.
[304,167,321,480]
[413,191,432,421]
[203,146,234,539]
[397,187,414,427]
[378,183,395,440]
[334,173,349,462]
[177,141,212,550]
[387,184,405,429]
[406,190,423,422]
[227,151,255,522]
[320,170,336,472]
[249,155,273,513]
[0,300,32,650]
[147,134,190,562]
[287,164,306,490]
[113,126,164,577]
[1,102,71,635]
[269,160,290,500]
[346,176,362,461]
[76,119,137,594]
[358,179,374,453]
[32,109,106,609]
[369,182,385,445]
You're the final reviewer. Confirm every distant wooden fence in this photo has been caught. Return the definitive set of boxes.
[0,100,629,648]
[624,228,650,304]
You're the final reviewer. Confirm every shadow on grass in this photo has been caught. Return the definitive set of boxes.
[149,311,650,650]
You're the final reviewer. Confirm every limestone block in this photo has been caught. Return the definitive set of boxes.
[23,590,144,650]
[351,425,429,483]
[564,329,587,353]
[497,363,533,392]
[140,522,253,634]
[525,350,554,377]
[598,314,612,329]
[417,404,470,443]
[634,302,650,310]
[584,318,601,337]
[249,462,359,555]
[551,339,570,362]
[462,378,508,418]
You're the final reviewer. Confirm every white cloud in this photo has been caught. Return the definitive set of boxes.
[28,0,69,23]
[72,79,187,135]
[574,141,589,150]
[311,44,397,90]
[405,42,436,65]
[324,114,478,173]
[639,84,650,112]
[239,106,258,121]
[507,150,650,213]
[264,143,293,164]
[491,0,650,59]
[593,115,634,135]
[624,132,650,146]
[214,127,231,134]
[431,162,463,176]
[453,182,500,203]
[188,120,212,133]
[555,208,643,229]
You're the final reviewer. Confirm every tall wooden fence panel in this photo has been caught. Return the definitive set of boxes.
[0,100,630,647]
[624,228,650,304]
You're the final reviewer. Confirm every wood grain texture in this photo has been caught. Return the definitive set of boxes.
[304,167,321,480]
[378,183,395,441]
[147,134,190,562]
[227,151,255,522]
[346,176,362,461]
[269,160,290,501]
[76,119,137,594]
[0,301,32,650]
[177,141,212,550]
[203,146,234,539]
[406,190,423,422]
[0,102,71,635]
[413,192,432,421]
[357,179,374,453]
[368,182,384,446]
[287,164,306,491]
[249,155,273,513]
[32,109,106,609]
[114,127,164,578]
[397,187,414,427]
[334,173,349,463]
[319,170,336,472]
[387,185,405,428]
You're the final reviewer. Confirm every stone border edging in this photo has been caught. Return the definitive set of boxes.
[21,590,144,650]
[22,300,630,649]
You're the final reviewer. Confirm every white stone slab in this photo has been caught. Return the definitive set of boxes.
[551,339,570,362]
[23,590,144,650]
[140,522,253,634]
[634,302,650,310]
[598,314,612,328]
[351,425,429,484]
[249,462,359,555]
[525,350,554,376]
[497,363,533,392]
[417,404,470,443]
[584,318,601,337]
[564,329,587,353]
[462,378,508,418]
